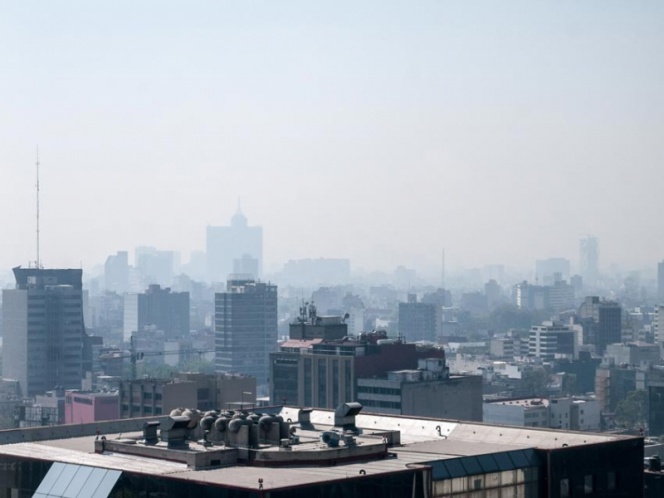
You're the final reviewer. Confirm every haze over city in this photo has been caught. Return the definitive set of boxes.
[1,1,663,275]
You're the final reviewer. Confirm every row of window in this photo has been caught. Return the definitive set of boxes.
[357,386,401,396]
[560,471,616,497]
[363,400,401,409]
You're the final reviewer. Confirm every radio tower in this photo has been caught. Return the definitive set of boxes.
[35,147,41,269]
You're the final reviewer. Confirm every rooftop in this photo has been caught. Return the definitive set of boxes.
[0,404,638,493]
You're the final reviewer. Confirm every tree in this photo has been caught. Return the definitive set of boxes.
[614,390,647,430]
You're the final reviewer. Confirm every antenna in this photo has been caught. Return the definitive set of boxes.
[35,147,41,269]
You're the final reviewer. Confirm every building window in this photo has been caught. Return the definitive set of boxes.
[332,360,340,407]
[318,361,327,408]
[304,359,312,406]
[607,471,616,491]
[560,478,570,498]
[584,475,593,494]
[344,360,352,401]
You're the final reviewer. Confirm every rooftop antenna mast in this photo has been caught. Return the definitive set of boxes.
[35,147,41,269]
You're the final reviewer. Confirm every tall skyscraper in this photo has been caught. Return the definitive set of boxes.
[134,246,176,287]
[658,261,664,303]
[2,268,87,397]
[123,284,190,342]
[104,251,129,293]
[579,236,599,288]
[535,258,571,285]
[206,207,263,284]
[577,296,622,355]
[214,278,277,388]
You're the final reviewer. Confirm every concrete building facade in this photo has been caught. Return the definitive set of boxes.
[214,278,277,387]
[484,397,600,431]
[64,391,120,425]
[123,284,190,342]
[528,321,576,360]
[578,297,622,355]
[2,268,87,397]
[356,358,482,421]
[271,321,445,409]
[398,294,441,342]
[119,374,257,419]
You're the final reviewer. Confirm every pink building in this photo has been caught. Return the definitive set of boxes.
[64,392,119,425]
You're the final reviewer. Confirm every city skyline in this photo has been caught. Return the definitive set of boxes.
[1,2,663,274]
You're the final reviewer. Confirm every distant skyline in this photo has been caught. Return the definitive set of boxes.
[1,2,663,275]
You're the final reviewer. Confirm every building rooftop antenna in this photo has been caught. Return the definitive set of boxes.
[35,146,41,269]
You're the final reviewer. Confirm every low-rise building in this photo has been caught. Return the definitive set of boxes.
[13,389,65,428]
[64,391,119,425]
[484,396,601,431]
[356,358,482,421]
[483,398,549,428]
[605,342,661,367]
[119,373,256,418]
[270,335,440,408]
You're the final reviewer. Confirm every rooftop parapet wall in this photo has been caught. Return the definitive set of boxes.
[0,416,169,445]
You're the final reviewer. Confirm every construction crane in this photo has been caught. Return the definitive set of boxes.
[100,336,216,380]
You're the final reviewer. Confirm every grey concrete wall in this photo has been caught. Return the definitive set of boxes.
[0,416,168,445]
[401,375,482,422]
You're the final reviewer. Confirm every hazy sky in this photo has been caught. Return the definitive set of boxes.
[1,1,663,275]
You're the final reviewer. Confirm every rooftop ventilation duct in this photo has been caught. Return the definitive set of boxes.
[298,408,314,430]
[160,416,192,447]
[142,421,160,445]
[334,402,362,433]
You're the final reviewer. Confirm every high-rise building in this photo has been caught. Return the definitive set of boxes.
[514,280,574,312]
[577,296,622,355]
[104,251,129,293]
[206,208,262,283]
[123,284,190,342]
[528,321,576,360]
[535,257,571,285]
[2,268,87,397]
[579,236,599,288]
[134,247,176,287]
[215,278,277,388]
[658,261,664,303]
[398,294,441,342]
